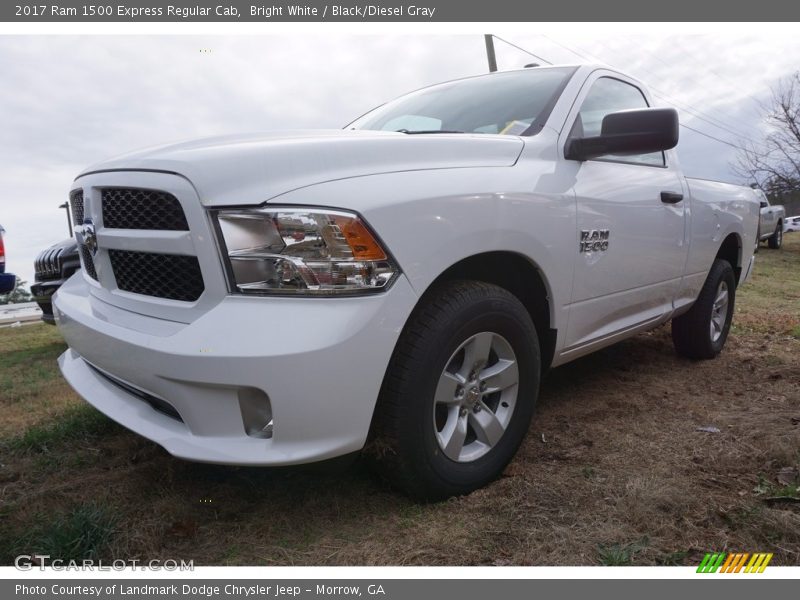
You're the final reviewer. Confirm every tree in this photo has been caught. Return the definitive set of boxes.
[0,277,33,305]
[733,72,800,196]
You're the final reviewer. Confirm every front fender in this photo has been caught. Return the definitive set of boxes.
[267,162,576,336]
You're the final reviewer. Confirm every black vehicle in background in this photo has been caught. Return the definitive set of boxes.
[32,239,80,324]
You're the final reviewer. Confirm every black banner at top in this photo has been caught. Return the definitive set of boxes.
[3,0,800,22]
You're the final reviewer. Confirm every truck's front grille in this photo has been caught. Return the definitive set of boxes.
[70,190,84,225]
[79,245,98,281]
[35,247,64,281]
[68,184,208,304]
[109,250,204,302]
[102,188,189,231]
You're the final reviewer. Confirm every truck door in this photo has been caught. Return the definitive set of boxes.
[758,192,774,238]
[560,73,688,353]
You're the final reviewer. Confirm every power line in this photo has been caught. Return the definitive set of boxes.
[490,34,552,66]
[652,92,758,144]
[540,33,597,63]
[587,37,762,142]
[533,34,758,152]
[541,33,759,143]
[679,123,751,152]
[671,38,764,111]
[485,33,758,153]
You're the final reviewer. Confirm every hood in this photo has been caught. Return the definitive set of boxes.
[76,130,524,206]
[43,238,79,255]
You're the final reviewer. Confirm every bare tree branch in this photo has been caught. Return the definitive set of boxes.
[732,71,800,196]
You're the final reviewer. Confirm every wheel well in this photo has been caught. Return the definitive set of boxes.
[716,233,742,284]
[425,252,556,371]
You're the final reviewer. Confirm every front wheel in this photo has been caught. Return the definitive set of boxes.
[370,281,540,501]
[768,224,782,249]
[672,259,736,359]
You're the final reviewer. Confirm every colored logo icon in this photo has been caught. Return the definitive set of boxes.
[697,552,773,573]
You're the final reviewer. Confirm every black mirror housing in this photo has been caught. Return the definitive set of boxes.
[566,108,679,161]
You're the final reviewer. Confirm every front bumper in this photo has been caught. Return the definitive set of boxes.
[32,280,63,323]
[54,273,417,465]
[740,254,756,286]
[0,272,15,294]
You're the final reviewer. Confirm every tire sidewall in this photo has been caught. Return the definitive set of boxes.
[770,225,782,249]
[405,293,540,493]
[708,263,736,354]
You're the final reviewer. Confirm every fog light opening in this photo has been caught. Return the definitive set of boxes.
[257,419,274,439]
[238,388,273,439]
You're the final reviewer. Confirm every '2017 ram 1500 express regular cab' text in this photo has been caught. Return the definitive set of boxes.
[54,65,760,499]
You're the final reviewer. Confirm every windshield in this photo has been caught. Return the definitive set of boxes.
[349,67,577,135]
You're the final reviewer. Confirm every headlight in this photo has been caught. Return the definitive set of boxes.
[213,207,399,295]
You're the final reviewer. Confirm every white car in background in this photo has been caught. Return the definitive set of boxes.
[784,216,800,233]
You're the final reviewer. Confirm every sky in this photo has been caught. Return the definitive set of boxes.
[1,33,799,286]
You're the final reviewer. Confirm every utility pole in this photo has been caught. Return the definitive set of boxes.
[59,202,72,236]
[484,34,497,72]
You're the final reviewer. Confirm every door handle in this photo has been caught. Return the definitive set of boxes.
[661,191,683,204]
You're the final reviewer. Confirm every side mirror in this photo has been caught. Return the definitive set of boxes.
[759,201,768,209]
[565,108,679,161]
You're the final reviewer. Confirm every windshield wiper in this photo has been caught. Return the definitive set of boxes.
[396,129,465,134]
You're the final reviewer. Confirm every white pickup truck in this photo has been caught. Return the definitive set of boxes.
[754,188,786,249]
[54,65,761,499]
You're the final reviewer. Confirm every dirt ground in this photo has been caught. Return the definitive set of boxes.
[1,236,798,566]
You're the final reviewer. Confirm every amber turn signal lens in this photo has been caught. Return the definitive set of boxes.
[332,216,387,261]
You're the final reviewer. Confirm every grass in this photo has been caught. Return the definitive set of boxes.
[0,323,82,438]
[657,550,689,566]
[753,473,800,500]
[597,538,649,566]
[0,235,798,566]
[735,237,800,335]
[1,503,118,563]
[3,403,118,454]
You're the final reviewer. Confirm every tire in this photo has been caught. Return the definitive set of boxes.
[370,280,540,501]
[768,223,782,249]
[672,259,736,360]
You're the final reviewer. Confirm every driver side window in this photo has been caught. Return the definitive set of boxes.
[570,77,666,167]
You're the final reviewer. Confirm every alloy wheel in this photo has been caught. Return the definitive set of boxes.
[432,332,519,463]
